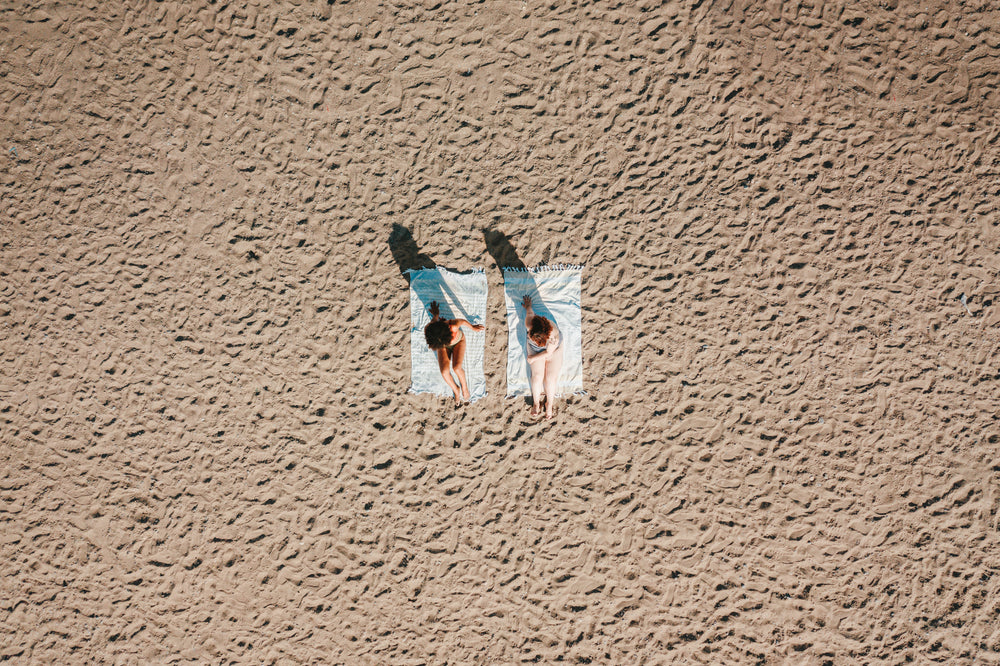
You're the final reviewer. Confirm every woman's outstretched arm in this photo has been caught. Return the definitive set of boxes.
[521,294,535,330]
[453,318,485,332]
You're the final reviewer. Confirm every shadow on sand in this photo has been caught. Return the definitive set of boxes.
[388,223,472,321]
[482,228,527,274]
[389,223,437,285]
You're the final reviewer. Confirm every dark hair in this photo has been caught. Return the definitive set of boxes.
[528,316,552,345]
[425,320,453,350]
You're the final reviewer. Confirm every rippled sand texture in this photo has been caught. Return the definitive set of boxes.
[3,0,1000,662]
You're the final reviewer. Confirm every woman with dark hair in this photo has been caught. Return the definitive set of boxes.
[521,294,563,419]
[424,300,485,406]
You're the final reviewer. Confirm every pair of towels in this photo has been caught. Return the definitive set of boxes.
[408,266,583,402]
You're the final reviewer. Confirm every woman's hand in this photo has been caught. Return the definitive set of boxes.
[528,347,552,362]
[521,294,532,310]
[429,301,440,317]
[472,324,485,332]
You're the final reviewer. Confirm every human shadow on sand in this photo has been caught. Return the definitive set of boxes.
[483,228,553,322]
[388,223,473,322]
[482,228,527,274]
[484,228,556,339]
[389,223,437,284]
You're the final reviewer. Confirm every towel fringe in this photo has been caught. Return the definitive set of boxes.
[407,266,485,275]
[410,386,488,403]
[502,264,585,273]
[505,389,588,399]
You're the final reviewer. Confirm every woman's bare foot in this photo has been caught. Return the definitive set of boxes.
[530,398,545,420]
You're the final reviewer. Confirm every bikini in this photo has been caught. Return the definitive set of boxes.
[444,329,464,351]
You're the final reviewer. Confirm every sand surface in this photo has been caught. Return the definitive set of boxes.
[3,0,1000,662]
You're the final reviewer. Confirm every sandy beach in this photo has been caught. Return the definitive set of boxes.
[2,0,999,662]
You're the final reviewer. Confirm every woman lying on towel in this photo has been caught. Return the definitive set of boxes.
[425,301,485,406]
[521,295,563,420]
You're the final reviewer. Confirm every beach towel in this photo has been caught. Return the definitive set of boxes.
[408,267,488,402]
[503,265,584,398]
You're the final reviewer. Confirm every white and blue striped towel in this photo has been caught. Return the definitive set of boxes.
[503,266,584,398]
[408,267,488,402]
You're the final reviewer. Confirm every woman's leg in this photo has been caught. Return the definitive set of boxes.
[528,355,546,416]
[436,348,462,404]
[450,336,471,402]
[542,344,564,418]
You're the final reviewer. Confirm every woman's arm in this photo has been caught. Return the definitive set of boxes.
[548,325,560,349]
[454,319,485,332]
[428,300,442,322]
[527,348,551,362]
[521,294,535,330]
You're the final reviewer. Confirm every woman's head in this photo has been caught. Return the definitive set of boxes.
[528,316,552,346]
[425,320,453,350]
